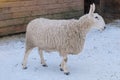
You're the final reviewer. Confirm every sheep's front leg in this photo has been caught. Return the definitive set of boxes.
[38,49,48,67]
[60,56,70,75]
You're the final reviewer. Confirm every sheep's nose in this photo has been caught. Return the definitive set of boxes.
[102,26,106,31]
[99,26,106,32]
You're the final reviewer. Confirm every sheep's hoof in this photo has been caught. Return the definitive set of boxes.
[59,64,61,67]
[42,64,48,67]
[60,68,63,71]
[22,63,27,69]
[64,72,70,75]
[23,67,27,69]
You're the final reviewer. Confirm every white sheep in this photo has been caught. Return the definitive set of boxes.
[22,3,106,75]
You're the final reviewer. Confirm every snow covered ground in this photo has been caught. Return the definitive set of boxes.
[0,20,120,80]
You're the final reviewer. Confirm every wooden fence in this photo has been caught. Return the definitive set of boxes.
[0,0,84,36]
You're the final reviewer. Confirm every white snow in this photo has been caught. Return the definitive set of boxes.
[0,20,120,80]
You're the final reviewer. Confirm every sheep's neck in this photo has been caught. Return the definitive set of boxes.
[77,20,93,52]
[78,15,94,38]
[79,22,92,39]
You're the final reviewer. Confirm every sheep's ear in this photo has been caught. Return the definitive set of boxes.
[92,3,95,13]
[88,3,95,15]
[88,4,93,14]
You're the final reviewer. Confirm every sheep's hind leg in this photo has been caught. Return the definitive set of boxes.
[60,56,70,75]
[22,48,32,69]
[38,49,48,67]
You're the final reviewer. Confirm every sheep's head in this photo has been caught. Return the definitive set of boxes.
[87,3,106,31]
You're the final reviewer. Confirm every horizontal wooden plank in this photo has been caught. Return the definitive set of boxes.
[0,18,25,27]
[36,0,58,5]
[0,13,12,20]
[0,24,27,36]
[0,1,37,8]
[0,0,32,2]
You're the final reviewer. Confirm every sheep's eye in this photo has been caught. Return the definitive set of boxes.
[95,16,98,18]
[95,16,99,20]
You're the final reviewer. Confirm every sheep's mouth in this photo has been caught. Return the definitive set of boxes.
[99,26,106,32]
